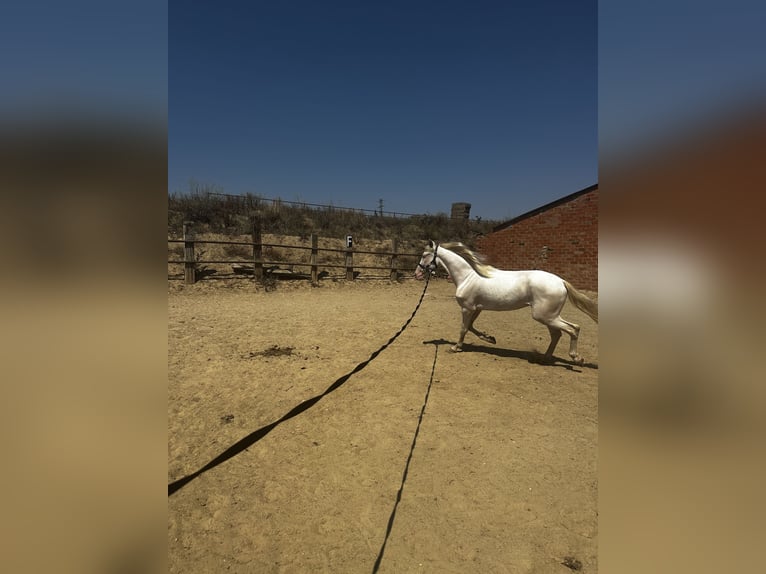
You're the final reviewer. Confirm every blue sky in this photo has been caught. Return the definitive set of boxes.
[169,1,597,222]
[1,1,166,122]
[2,2,761,222]
[599,0,766,161]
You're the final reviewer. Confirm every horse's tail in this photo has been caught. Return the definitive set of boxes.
[563,280,598,323]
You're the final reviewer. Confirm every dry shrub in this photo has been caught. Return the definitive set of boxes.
[223,243,250,258]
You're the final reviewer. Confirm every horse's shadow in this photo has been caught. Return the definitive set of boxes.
[422,339,598,371]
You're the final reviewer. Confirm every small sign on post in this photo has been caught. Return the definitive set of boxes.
[345,235,354,280]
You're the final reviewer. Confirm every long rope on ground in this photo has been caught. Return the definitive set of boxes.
[372,341,439,573]
[168,276,431,497]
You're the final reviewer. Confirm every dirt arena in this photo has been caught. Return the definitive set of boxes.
[168,277,598,573]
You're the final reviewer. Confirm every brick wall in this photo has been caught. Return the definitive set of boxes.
[475,186,598,291]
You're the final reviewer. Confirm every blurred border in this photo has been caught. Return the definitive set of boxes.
[0,2,167,573]
[600,1,765,572]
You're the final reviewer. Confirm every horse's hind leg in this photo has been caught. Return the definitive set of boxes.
[533,309,582,364]
[562,318,582,364]
[542,326,562,363]
[546,318,581,364]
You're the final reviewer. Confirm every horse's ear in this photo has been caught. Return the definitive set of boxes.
[428,239,435,249]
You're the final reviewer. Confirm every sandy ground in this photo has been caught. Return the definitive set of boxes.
[168,277,598,573]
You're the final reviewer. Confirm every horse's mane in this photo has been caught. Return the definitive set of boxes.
[438,242,496,278]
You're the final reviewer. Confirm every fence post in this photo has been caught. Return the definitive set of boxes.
[251,218,263,281]
[345,246,354,280]
[390,238,399,281]
[310,234,318,284]
[183,221,196,285]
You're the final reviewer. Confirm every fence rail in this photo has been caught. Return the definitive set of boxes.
[169,222,423,284]
[205,192,421,219]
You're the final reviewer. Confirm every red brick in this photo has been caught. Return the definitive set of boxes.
[476,186,598,291]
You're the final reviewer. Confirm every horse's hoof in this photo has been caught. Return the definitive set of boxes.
[450,345,462,353]
[569,354,584,365]
[487,336,496,344]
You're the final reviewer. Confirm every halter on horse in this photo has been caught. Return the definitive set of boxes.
[416,243,439,276]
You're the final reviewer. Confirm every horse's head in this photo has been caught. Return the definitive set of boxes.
[415,240,439,280]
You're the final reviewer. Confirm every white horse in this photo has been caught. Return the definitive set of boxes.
[415,241,598,364]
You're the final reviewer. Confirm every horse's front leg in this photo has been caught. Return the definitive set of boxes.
[467,308,496,344]
[451,306,477,352]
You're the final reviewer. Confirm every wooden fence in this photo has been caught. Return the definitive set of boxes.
[168,222,423,285]
[205,192,420,219]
